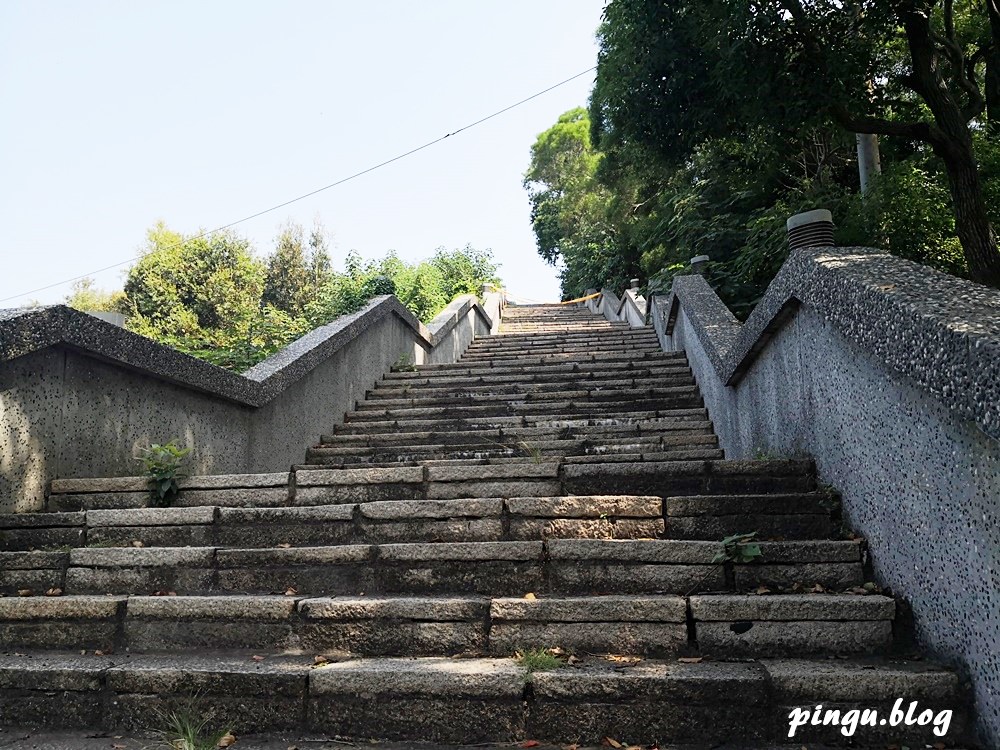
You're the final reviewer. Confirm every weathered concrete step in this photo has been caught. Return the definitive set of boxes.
[336,408,711,434]
[380,363,693,387]
[355,385,699,410]
[664,492,838,539]
[460,345,663,359]
[47,473,291,513]
[344,395,704,422]
[0,593,691,657]
[309,432,718,458]
[303,445,724,468]
[367,373,695,399]
[401,351,686,374]
[384,358,687,381]
[0,496,672,550]
[0,650,965,743]
[43,538,864,596]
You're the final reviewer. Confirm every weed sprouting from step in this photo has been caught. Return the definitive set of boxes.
[137,441,190,508]
[516,440,544,463]
[516,647,568,673]
[392,353,417,372]
[685,531,764,596]
[713,531,763,565]
[152,702,234,750]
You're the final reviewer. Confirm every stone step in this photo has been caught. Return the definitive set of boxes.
[379,362,693,387]
[2,495,674,550]
[459,344,663,359]
[343,394,705,423]
[303,445,725,468]
[334,408,712,435]
[402,350,686,373]
[0,592,896,659]
[309,425,718,452]
[27,538,864,596]
[664,492,839,539]
[366,373,696,399]
[353,385,699,411]
[0,652,961,743]
[383,357,687,381]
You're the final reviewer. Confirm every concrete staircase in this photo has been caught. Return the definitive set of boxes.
[0,305,970,746]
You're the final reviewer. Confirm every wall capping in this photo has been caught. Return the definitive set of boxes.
[0,294,493,410]
[659,246,1000,440]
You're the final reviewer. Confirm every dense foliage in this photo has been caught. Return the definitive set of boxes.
[68,223,501,371]
[527,0,1000,312]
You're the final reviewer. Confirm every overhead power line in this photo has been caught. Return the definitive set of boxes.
[1,66,597,305]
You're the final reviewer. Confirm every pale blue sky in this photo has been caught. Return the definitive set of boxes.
[0,1,608,306]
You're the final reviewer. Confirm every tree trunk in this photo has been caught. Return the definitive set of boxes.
[987,1,1000,131]
[901,4,1000,288]
[937,141,1000,287]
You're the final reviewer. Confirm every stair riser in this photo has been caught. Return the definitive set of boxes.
[367,376,695,399]
[50,558,863,597]
[354,387,699,410]
[303,448,726,467]
[380,364,693,387]
[332,413,712,436]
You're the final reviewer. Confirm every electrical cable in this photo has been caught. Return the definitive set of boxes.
[0,66,597,305]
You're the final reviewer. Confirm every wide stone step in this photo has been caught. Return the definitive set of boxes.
[1,495,677,550]
[354,385,699,411]
[18,538,864,596]
[343,395,704,423]
[383,358,687,381]
[460,344,663,359]
[0,652,961,743]
[380,362,693,387]
[401,350,686,374]
[0,591,895,658]
[303,444,724,468]
[367,373,696,399]
[335,408,712,434]
[664,492,839,539]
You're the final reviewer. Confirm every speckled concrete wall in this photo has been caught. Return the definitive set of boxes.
[0,302,489,513]
[671,303,1000,745]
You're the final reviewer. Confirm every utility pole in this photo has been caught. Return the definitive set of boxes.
[856,133,882,195]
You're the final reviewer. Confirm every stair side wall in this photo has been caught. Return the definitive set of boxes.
[656,254,1000,747]
[0,298,491,514]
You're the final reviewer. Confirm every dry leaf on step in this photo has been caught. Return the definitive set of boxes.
[523,592,537,600]
[16,589,32,597]
[45,588,63,597]
[677,657,703,664]
[520,741,541,748]
[217,732,237,747]
[603,738,623,748]
[284,588,297,596]
[251,655,265,662]
[277,543,292,549]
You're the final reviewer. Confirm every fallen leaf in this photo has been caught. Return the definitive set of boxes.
[251,655,265,662]
[94,650,106,656]
[524,592,537,600]
[277,543,292,549]
[284,588,298,596]
[603,738,622,749]
[521,742,541,748]
[16,589,32,597]
[131,540,144,548]
[755,585,771,595]
[217,732,237,748]
[112,744,127,749]
[677,657,703,664]
[314,655,329,665]
[625,745,643,750]
[563,744,578,750]
[45,587,63,597]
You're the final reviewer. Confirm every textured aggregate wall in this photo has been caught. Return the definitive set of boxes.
[0,300,489,513]
[671,303,1000,745]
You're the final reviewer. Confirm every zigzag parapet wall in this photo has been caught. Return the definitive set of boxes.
[0,293,498,513]
[652,247,1000,746]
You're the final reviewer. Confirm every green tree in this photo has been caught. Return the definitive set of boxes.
[64,277,123,312]
[589,0,1000,288]
[262,221,333,316]
[523,108,631,297]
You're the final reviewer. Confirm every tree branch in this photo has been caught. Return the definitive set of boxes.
[829,103,939,143]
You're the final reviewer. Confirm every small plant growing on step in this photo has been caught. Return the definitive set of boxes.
[153,703,234,750]
[516,647,569,673]
[713,531,763,564]
[393,353,417,372]
[137,441,190,507]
